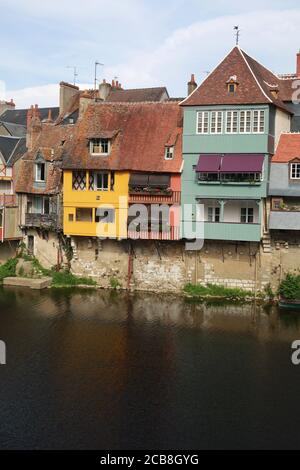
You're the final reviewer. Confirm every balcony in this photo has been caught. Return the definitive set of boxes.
[25,213,59,230]
[129,190,181,205]
[0,194,17,207]
[128,226,180,241]
[269,211,300,231]
[204,222,262,242]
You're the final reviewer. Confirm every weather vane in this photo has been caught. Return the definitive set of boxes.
[234,26,241,46]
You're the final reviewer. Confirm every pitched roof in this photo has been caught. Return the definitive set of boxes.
[0,107,59,126]
[0,135,27,166]
[181,46,291,113]
[15,124,72,195]
[0,121,26,137]
[62,102,182,173]
[105,87,169,103]
[272,133,300,163]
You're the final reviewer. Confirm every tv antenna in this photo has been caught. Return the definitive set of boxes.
[234,26,241,46]
[66,66,79,86]
[94,61,104,90]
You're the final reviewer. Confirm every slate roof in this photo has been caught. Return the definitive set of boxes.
[105,87,169,103]
[0,121,26,137]
[181,46,292,113]
[0,107,59,126]
[272,133,300,163]
[62,102,182,173]
[0,135,27,166]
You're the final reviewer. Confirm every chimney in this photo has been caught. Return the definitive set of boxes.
[79,91,93,118]
[297,51,300,77]
[59,81,79,116]
[26,104,42,151]
[99,79,112,101]
[188,74,197,96]
[0,98,16,117]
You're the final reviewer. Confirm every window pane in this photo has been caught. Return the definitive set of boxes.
[259,111,265,133]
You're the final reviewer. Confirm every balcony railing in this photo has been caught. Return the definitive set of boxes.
[25,213,59,229]
[0,194,17,207]
[129,190,181,205]
[128,226,180,241]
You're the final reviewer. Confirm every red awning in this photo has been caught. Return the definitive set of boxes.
[196,155,222,173]
[220,154,264,173]
[196,154,264,173]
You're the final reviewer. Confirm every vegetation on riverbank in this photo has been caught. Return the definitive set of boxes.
[279,274,300,301]
[0,255,96,288]
[183,283,255,300]
[0,258,18,281]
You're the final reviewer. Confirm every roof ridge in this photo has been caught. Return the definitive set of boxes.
[239,48,272,104]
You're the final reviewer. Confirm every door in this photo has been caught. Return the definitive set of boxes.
[28,235,34,255]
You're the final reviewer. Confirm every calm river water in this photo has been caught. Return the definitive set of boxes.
[0,287,300,450]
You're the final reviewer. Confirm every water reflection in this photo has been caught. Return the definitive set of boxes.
[0,287,300,449]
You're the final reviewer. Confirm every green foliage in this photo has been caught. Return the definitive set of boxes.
[184,283,253,299]
[109,277,122,290]
[51,271,96,287]
[264,283,275,300]
[0,258,18,281]
[279,274,300,301]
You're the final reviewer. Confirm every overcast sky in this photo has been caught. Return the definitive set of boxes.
[0,0,300,108]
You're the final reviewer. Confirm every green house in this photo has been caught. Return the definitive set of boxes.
[180,46,292,243]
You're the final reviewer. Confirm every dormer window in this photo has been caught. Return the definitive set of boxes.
[35,162,45,182]
[165,146,174,160]
[227,75,238,94]
[90,138,111,156]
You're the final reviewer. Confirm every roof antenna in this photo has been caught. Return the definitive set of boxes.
[94,62,104,90]
[234,26,240,46]
[66,66,78,86]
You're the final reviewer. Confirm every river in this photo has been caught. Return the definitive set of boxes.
[0,287,299,450]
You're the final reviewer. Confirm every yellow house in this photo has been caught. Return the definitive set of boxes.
[63,169,129,239]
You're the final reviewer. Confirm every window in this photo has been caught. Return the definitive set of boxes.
[43,197,50,215]
[89,172,109,191]
[221,173,261,183]
[210,111,223,134]
[240,110,252,133]
[198,173,220,182]
[165,146,174,160]
[35,163,45,182]
[226,111,238,133]
[72,171,87,191]
[290,163,300,179]
[208,207,220,222]
[90,138,111,155]
[68,214,74,222]
[76,208,93,222]
[228,83,236,93]
[253,110,265,133]
[272,198,283,210]
[241,207,254,224]
[197,111,209,134]
[95,208,115,223]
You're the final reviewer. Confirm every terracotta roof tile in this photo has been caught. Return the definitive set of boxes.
[272,133,300,163]
[62,102,182,173]
[106,87,169,103]
[181,47,291,113]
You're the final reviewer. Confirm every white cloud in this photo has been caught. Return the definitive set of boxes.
[5,7,300,106]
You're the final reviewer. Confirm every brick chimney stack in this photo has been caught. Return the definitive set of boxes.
[188,74,197,96]
[26,104,42,151]
[59,81,79,116]
[297,50,300,77]
[99,79,112,101]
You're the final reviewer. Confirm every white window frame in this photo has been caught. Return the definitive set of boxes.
[290,162,300,180]
[252,110,265,134]
[165,146,174,160]
[226,111,238,134]
[239,110,252,134]
[210,111,223,134]
[94,172,109,191]
[35,162,46,182]
[241,207,254,224]
[197,111,209,134]
[207,206,220,222]
[90,138,111,156]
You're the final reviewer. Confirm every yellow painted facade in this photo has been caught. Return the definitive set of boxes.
[63,170,129,239]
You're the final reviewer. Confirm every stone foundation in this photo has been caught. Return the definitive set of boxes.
[0,241,19,264]
[25,232,300,294]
